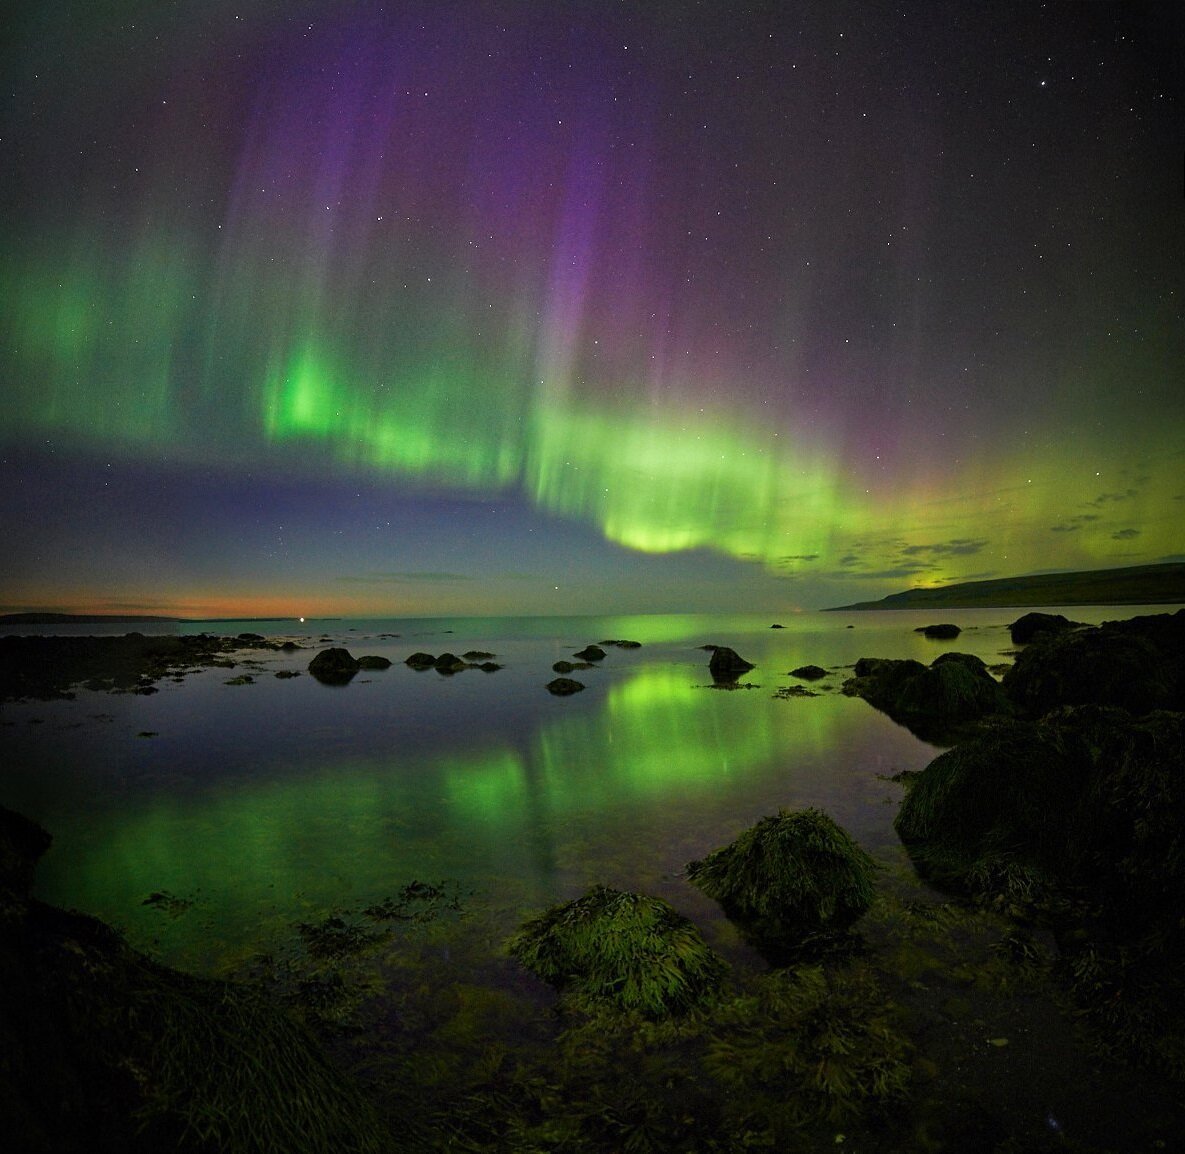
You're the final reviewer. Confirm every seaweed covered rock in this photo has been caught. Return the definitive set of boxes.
[707,646,755,682]
[687,809,877,957]
[307,647,360,684]
[1009,611,1082,645]
[507,886,726,1017]
[1003,611,1185,717]
[843,653,1007,741]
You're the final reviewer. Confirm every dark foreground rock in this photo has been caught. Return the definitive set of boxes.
[0,807,388,1154]
[1003,609,1185,717]
[507,885,726,1017]
[687,808,877,960]
[707,646,755,682]
[843,652,1008,742]
[895,706,1185,1079]
[308,647,360,683]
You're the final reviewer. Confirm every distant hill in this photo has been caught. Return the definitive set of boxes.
[0,612,183,624]
[827,562,1185,611]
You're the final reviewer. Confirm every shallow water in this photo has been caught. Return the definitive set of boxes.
[2,605,1171,973]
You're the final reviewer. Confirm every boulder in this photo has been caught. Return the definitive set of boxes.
[599,639,641,648]
[1008,611,1082,645]
[546,677,585,695]
[356,655,392,670]
[1003,611,1185,717]
[687,809,877,959]
[552,660,575,674]
[307,647,360,683]
[708,646,755,682]
[236,632,266,643]
[433,653,466,674]
[573,645,606,661]
[843,654,1007,741]
[916,623,961,639]
[507,885,727,1017]
[404,652,437,670]
[789,664,828,680]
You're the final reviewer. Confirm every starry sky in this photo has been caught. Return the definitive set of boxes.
[2,1,1182,618]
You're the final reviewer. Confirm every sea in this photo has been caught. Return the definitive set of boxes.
[1,604,1174,976]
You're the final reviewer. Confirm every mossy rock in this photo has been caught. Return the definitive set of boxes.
[687,809,877,955]
[507,885,727,1017]
[1003,616,1183,716]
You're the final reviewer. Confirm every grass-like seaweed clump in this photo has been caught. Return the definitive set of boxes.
[507,885,727,1018]
[687,808,877,957]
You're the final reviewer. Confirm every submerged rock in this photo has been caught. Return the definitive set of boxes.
[507,885,727,1017]
[687,809,877,959]
[308,647,360,683]
[546,677,585,695]
[708,646,755,682]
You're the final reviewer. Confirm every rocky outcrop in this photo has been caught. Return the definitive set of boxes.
[1003,609,1185,717]
[308,647,360,683]
[1008,611,1082,645]
[707,646,755,682]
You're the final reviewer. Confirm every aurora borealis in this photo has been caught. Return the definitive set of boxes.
[2,1,1182,616]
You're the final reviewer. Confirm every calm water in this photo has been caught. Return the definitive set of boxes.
[1,606,1174,973]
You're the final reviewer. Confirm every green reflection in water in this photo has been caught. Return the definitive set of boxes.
[39,662,885,972]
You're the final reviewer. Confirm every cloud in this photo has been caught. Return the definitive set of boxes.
[336,572,473,584]
[1087,489,1138,507]
[898,538,988,558]
[1051,514,1101,533]
[1111,528,1140,540]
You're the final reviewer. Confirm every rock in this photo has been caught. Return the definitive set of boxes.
[1003,610,1185,717]
[236,632,266,643]
[507,885,727,1017]
[789,664,828,680]
[843,654,1007,742]
[546,677,585,695]
[687,808,877,959]
[552,660,575,673]
[477,662,502,672]
[224,675,254,685]
[462,650,495,660]
[916,623,961,639]
[599,639,641,648]
[573,645,606,661]
[404,652,437,670]
[708,646,755,682]
[279,641,300,651]
[274,670,301,679]
[308,647,360,684]
[1008,611,1082,645]
[433,653,466,674]
[770,623,785,629]
[356,655,392,670]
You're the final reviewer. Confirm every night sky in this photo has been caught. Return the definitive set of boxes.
[2,1,1182,618]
